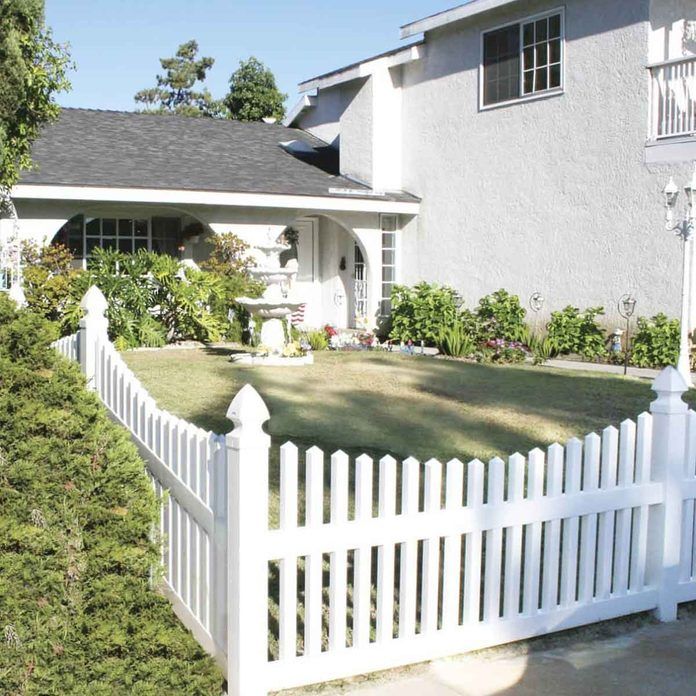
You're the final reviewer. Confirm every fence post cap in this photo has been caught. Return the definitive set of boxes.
[226,383,270,433]
[650,366,689,414]
[80,285,108,316]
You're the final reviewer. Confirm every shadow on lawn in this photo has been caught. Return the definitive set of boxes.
[182,351,694,466]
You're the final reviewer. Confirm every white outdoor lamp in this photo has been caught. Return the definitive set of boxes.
[663,164,696,387]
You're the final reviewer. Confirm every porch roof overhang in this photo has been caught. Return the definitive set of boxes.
[10,184,420,216]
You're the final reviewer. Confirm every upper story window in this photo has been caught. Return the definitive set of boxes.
[481,10,564,109]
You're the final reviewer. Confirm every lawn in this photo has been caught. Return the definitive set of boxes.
[121,348,689,464]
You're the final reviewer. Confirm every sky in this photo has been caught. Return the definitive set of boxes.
[45,1,450,114]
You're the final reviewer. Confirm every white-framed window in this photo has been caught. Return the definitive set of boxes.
[480,9,564,109]
[380,214,398,316]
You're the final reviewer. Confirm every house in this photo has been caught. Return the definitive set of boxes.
[2,0,695,332]
[2,109,419,330]
[287,0,696,326]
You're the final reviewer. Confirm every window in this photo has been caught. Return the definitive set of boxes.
[380,214,398,316]
[54,215,181,260]
[482,10,563,108]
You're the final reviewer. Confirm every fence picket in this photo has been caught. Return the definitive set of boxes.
[504,453,525,618]
[329,452,349,651]
[483,457,504,621]
[398,457,420,637]
[353,454,373,647]
[376,456,397,643]
[560,438,582,606]
[421,459,442,633]
[596,426,619,599]
[462,460,484,623]
[304,446,324,656]
[442,459,464,629]
[615,420,636,594]
[522,449,544,615]
[542,444,563,611]
[579,433,601,601]
[279,442,299,660]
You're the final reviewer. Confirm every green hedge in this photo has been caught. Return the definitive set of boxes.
[0,296,223,694]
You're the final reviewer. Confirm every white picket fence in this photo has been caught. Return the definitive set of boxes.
[55,286,696,696]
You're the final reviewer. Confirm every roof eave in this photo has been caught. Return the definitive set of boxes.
[400,0,520,39]
[298,42,424,93]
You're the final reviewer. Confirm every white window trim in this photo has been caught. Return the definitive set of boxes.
[478,7,566,112]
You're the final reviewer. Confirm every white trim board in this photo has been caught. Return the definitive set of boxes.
[401,0,521,39]
[11,184,420,215]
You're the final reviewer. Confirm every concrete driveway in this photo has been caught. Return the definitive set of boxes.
[282,612,696,696]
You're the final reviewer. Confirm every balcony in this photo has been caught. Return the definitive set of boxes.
[647,56,696,163]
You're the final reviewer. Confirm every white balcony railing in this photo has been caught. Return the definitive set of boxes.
[650,55,696,140]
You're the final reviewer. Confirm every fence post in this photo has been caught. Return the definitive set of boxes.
[78,285,108,390]
[648,366,688,622]
[225,384,270,696]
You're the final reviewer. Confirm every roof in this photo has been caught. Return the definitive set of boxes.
[298,41,424,93]
[400,0,520,39]
[20,108,417,203]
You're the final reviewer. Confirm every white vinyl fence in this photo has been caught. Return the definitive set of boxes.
[56,286,696,696]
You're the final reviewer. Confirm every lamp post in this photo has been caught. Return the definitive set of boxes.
[617,294,637,376]
[663,164,696,388]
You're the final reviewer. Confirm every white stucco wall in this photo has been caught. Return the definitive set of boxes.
[399,0,692,325]
[339,78,373,185]
[294,86,344,147]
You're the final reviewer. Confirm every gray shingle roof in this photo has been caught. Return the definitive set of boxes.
[20,108,417,203]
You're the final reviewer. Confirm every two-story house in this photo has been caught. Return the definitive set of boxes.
[287,0,696,327]
[1,0,694,332]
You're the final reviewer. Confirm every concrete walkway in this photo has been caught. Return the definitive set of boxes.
[287,614,696,695]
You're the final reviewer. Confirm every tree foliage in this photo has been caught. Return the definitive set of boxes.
[134,40,223,117]
[0,296,223,693]
[224,56,286,122]
[0,0,71,189]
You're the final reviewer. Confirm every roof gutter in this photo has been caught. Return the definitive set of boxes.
[11,184,420,216]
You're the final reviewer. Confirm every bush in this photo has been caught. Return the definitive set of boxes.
[437,322,476,358]
[389,282,460,345]
[547,305,607,360]
[477,339,527,364]
[630,313,680,368]
[306,329,329,351]
[0,304,222,693]
[21,241,82,323]
[475,289,527,341]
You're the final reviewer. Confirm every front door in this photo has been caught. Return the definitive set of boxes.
[353,244,368,328]
[291,218,321,327]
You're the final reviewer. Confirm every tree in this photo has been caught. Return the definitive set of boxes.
[0,0,71,190]
[224,57,286,122]
[134,40,224,117]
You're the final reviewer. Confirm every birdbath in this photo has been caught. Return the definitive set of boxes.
[235,230,312,365]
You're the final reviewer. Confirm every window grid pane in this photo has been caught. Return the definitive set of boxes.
[521,13,562,96]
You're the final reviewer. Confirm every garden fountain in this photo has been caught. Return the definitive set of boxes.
[234,229,313,366]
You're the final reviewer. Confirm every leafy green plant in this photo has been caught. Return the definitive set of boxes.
[306,329,329,351]
[389,282,460,345]
[477,339,527,364]
[0,302,222,693]
[476,289,527,341]
[630,313,679,368]
[437,322,476,358]
[519,327,557,365]
[547,305,607,360]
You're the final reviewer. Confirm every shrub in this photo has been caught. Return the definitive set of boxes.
[547,305,607,360]
[630,313,679,368]
[475,289,527,341]
[519,326,558,365]
[477,339,527,364]
[306,329,329,351]
[437,322,476,358]
[0,304,222,693]
[21,241,82,323]
[389,282,460,345]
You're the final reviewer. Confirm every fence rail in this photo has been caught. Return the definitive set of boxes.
[53,285,696,696]
[650,55,696,139]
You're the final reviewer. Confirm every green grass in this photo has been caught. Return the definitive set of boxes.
[122,348,691,465]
